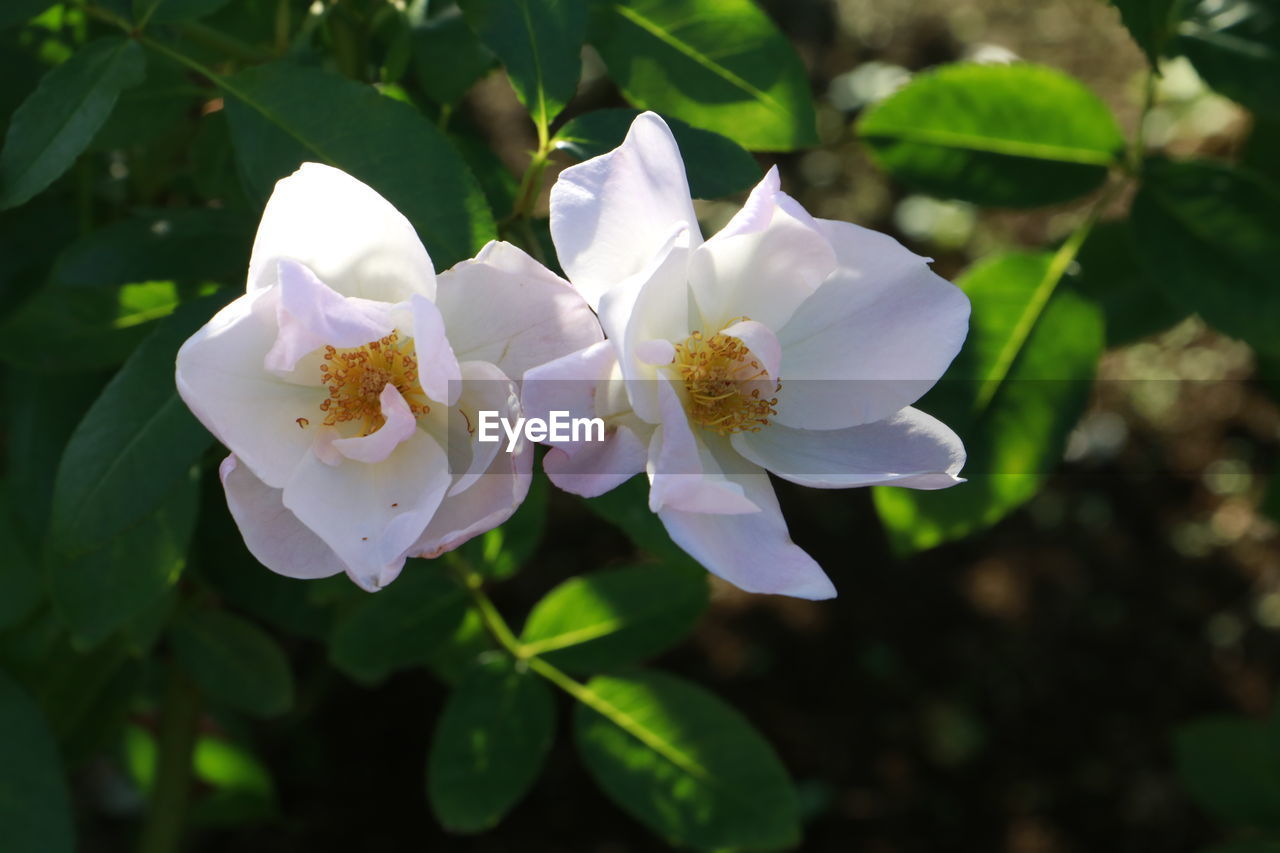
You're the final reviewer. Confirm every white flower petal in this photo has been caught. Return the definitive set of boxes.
[331,383,418,464]
[219,455,346,580]
[687,167,836,332]
[445,361,518,497]
[282,428,450,591]
[264,259,394,373]
[543,424,648,498]
[247,162,436,302]
[410,294,462,406]
[731,407,966,489]
[647,380,758,515]
[597,227,691,424]
[435,241,603,381]
[175,289,320,488]
[550,112,702,310]
[412,434,533,559]
[658,461,836,600]
[775,219,970,429]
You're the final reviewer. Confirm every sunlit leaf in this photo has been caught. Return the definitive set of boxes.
[458,0,584,129]
[588,0,817,151]
[573,670,800,850]
[520,563,707,672]
[858,63,1124,207]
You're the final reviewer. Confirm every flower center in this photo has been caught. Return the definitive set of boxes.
[317,332,431,435]
[672,318,779,436]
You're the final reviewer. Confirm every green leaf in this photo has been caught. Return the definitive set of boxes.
[329,564,468,684]
[521,564,707,672]
[0,1,55,29]
[427,656,555,832]
[554,107,761,198]
[0,483,41,630]
[573,670,800,850]
[52,209,254,288]
[410,12,495,106]
[0,672,73,853]
[1109,0,1180,66]
[874,250,1104,553]
[0,37,145,209]
[1132,158,1280,356]
[1070,220,1187,347]
[1175,715,1280,830]
[221,60,495,267]
[48,296,222,556]
[1177,0,1280,119]
[171,608,295,718]
[135,0,233,25]
[458,0,584,129]
[585,475,698,567]
[49,467,199,648]
[587,0,817,151]
[858,63,1124,207]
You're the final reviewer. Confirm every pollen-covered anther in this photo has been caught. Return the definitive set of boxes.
[673,318,779,436]
[317,331,431,435]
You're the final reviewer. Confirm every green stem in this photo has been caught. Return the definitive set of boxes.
[136,670,201,853]
[502,141,554,227]
[1129,67,1157,175]
[447,558,527,657]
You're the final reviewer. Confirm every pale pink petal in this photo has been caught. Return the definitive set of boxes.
[687,167,836,332]
[410,294,462,406]
[731,407,965,489]
[635,339,675,365]
[434,241,603,380]
[247,162,435,302]
[219,455,345,580]
[550,112,702,310]
[658,458,836,600]
[597,227,691,424]
[543,424,648,498]
[282,429,450,591]
[774,220,970,429]
[175,289,321,489]
[412,436,533,559]
[330,384,419,464]
[444,361,518,497]
[264,259,394,373]
[521,340,618,435]
[647,380,758,515]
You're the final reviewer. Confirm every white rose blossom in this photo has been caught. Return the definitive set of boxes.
[523,113,971,600]
[176,163,601,591]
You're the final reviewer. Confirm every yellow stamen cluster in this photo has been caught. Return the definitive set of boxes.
[673,319,779,435]
[317,332,430,435]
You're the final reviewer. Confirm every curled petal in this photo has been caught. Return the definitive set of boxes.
[409,294,462,406]
[731,407,966,489]
[550,112,702,309]
[264,258,394,374]
[247,162,436,302]
[330,383,419,464]
[544,425,648,498]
